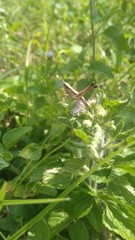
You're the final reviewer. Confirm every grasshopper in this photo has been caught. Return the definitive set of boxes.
[63,80,97,106]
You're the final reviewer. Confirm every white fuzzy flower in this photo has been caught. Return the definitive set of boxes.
[96,105,107,117]
[83,120,92,128]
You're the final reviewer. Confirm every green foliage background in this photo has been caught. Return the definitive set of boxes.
[0,0,135,240]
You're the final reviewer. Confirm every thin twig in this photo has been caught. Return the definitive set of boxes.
[90,0,96,81]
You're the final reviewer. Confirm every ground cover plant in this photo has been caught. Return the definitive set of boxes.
[0,0,135,239]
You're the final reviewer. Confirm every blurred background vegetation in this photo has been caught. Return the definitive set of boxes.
[0,0,135,240]
[1,0,135,127]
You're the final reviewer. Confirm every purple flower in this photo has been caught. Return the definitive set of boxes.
[45,50,53,57]
[71,99,86,116]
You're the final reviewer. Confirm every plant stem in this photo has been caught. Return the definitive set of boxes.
[90,0,96,81]
[90,0,95,62]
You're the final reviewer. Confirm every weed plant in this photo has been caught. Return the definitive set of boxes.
[0,0,135,240]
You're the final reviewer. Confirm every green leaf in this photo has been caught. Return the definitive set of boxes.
[87,201,104,233]
[104,25,129,51]
[101,173,135,239]
[103,204,135,240]
[117,127,135,140]
[9,205,23,222]
[68,220,89,240]
[62,50,86,73]
[65,190,93,219]
[103,98,129,119]
[92,10,103,22]
[108,176,135,209]
[90,61,114,78]
[2,127,32,149]
[0,216,19,234]
[35,96,46,109]
[42,167,72,189]
[112,154,135,176]
[48,211,69,230]
[48,190,93,238]
[65,157,87,172]
[0,143,13,161]
[0,158,9,170]
[29,219,50,240]
[112,118,125,138]
[73,129,90,143]
[33,183,57,197]
[62,59,81,73]
[19,143,42,161]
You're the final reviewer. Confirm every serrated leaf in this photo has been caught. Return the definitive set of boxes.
[103,205,135,240]
[112,154,135,176]
[116,127,135,140]
[68,220,89,240]
[108,176,135,208]
[112,118,125,138]
[73,129,90,143]
[65,190,93,219]
[65,157,86,172]
[103,98,129,119]
[104,25,129,51]
[2,127,32,149]
[91,167,111,183]
[118,164,135,176]
[48,190,93,238]
[90,61,114,78]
